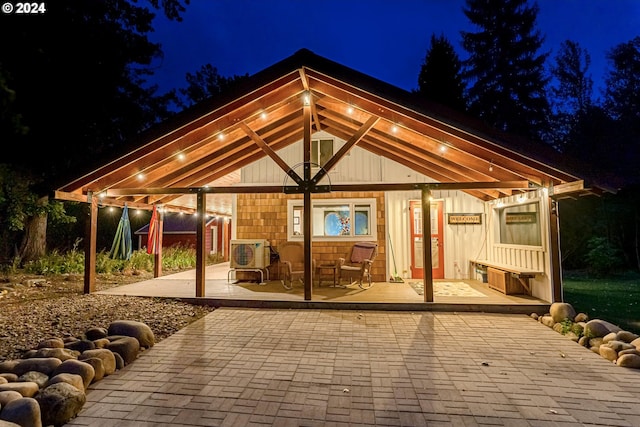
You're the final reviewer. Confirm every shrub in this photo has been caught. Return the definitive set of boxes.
[585,237,623,276]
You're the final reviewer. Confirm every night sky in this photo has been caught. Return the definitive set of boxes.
[148,0,640,96]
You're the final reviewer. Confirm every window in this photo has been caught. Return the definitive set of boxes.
[497,201,542,246]
[288,198,376,241]
[311,139,333,167]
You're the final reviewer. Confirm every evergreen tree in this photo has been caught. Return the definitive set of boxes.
[416,34,466,112]
[547,40,594,151]
[178,64,249,108]
[603,37,640,185]
[461,0,550,141]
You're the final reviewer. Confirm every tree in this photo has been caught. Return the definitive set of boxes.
[461,0,550,141]
[547,40,594,152]
[603,37,640,185]
[0,0,188,263]
[415,33,467,112]
[178,64,249,108]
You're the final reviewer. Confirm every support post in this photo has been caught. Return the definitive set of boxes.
[83,192,97,294]
[196,191,206,297]
[422,188,434,302]
[153,208,163,278]
[303,94,313,301]
[549,197,563,302]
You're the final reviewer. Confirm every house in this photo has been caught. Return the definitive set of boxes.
[54,48,610,301]
[133,212,230,259]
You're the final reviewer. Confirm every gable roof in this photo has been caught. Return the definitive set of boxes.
[55,48,608,215]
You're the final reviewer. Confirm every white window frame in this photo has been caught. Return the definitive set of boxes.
[492,198,545,249]
[287,198,377,242]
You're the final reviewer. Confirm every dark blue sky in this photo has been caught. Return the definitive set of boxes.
[149,0,639,96]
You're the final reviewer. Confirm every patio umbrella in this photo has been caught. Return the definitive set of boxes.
[147,205,159,254]
[109,205,133,260]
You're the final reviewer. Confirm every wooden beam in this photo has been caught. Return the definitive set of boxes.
[83,193,97,294]
[195,191,206,297]
[240,121,303,185]
[550,180,584,197]
[312,115,379,184]
[422,189,434,302]
[303,99,313,301]
[549,197,563,302]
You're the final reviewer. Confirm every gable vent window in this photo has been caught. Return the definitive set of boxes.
[312,139,334,167]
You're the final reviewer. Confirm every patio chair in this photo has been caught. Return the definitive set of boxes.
[337,242,378,289]
[277,242,314,290]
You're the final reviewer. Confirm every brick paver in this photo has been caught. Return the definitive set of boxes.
[67,308,640,426]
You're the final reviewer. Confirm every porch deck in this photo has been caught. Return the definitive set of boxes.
[97,262,550,314]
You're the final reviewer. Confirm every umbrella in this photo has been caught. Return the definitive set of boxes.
[147,205,159,254]
[109,205,133,260]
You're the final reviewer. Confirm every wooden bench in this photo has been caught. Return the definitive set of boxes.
[471,260,542,295]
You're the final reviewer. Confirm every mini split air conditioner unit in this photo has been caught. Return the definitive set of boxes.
[230,239,270,269]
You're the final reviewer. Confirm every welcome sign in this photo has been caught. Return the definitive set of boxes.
[448,213,482,225]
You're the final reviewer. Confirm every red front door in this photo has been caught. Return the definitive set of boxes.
[409,200,444,279]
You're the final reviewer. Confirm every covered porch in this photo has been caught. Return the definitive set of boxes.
[96,262,549,314]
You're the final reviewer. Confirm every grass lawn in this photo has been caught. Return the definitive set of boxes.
[562,270,640,334]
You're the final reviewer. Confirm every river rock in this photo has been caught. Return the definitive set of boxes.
[84,327,108,341]
[0,391,23,407]
[32,347,79,361]
[78,358,105,383]
[17,371,49,388]
[0,362,18,375]
[0,374,17,383]
[108,320,155,348]
[79,349,115,375]
[107,336,140,366]
[574,312,589,322]
[35,382,86,427]
[599,345,618,362]
[540,316,555,328]
[616,330,639,343]
[0,397,41,427]
[0,382,39,397]
[65,339,96,353]
[617,353,640,369]
[550,302,576,323]
[36,338,64,349]
[52,360,95,390]
[13,358,61,377]
[584,319,621,338]
[46,373,85,392]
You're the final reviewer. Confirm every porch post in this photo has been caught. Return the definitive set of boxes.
[421,188,434,302]
[83,192,97,294]
[303,92,313,301]
[549,197,563,302]
[153,207,163,278]
[195,190,206,297]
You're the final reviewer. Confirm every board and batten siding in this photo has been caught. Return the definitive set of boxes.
[484,189,551,301]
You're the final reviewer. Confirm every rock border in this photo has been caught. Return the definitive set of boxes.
[0,320,155,427]
[533,302,640,369]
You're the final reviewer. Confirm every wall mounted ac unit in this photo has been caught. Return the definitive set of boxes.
[230,239,270,269]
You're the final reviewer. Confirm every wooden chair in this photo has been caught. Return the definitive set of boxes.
[277,242,313,290]
[337,242,378,289]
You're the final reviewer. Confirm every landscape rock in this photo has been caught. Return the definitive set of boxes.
[540,316,555,328]
[0,391,23,407]
[35,382,86,427]
[0,382,39,398]
[32,347,79,361]
[616,330,639,343]
[632,337,640,349]
[84,327,108,341]
[64,339,96,353]
[550,302,576,323]
[52,360,95,390]
[12,358,61,377]
[0,362,18,375]
[77,358,104,383]
[0,374,17,383]
[108,320,155,348]
[574,312,589,322]
[584,319,622,338]
[78,349,115,375]
[599,345,618,362]
[36,338,64,350]
[0,397,41,427]
[17,371,49,389]
[46,373,85,392]
[107,336,140,366]
[617,353,640,368]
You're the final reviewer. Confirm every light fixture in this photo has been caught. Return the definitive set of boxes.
[137,173,144,181]
[303,91,310,106]
[391,125,398,133]
[347,106,354,114]
[217,133,224,141]
[177,153,186,161]
[439,144,447,153]
[260,111,267,120]
[489,160,494,172]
